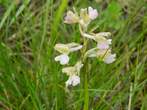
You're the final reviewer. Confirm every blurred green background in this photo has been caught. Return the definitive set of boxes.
[0,0,146,110]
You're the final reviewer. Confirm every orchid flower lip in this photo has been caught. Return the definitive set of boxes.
[63,61,83,87]
[97,39,112,49]
[104,54,116,64]
[97,43,109,49]
[55,54,69,65]
[66,75,80,87]
[88,6,98,20]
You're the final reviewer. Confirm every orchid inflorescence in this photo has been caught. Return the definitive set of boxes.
[54,6,116,87]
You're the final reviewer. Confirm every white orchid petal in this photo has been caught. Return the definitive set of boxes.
[67,42,79,47]
[72,75,80,86]
[88,7,98,20]
[75,61,83,75]
[96,32,111,38]
[60,54,69,65]
[97,42,109,49]
[85,48,99,57]
[55,55,60,61]
[64,11,79,24]
[65,78,72,87]
[62,61,83,76]
[54,44,70,54]
[70,45,83,52]
[62,67,75,76]
[55,54,69,65]
[107,39,112,44]
[97,38,112,49]
[104,54,116,64]
[66,75,80,87]
[83,33,95,39]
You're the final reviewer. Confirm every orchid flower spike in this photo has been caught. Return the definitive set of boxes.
[54,6,116,88]
[54,43,83,65]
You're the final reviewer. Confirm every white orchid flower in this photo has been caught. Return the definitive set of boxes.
[80,7,98,22]
[79,8,91,29]
[62,61,83,76]
[85,48,116,64]
[94,32,111,41]
[88,7,98,20]
[79,7,98,28]
[64,7,98,30]
[80,32,112,49]
[85,48,109,58]
[62,61,83,87]
[55,54,69,65]
[103,53,116,64]
[65,75,80,87]
[54,43,83,65]
[89,33,112,50]
[96,38,112,49]
[64,10,79,24]
[96,49,116,64]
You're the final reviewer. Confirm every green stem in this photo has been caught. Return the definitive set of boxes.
[84,66,89,110]
[83,39,89,110]
[79,25,89,110]
[128,83,133,110]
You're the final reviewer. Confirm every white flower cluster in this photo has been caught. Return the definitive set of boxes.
[54,43,83,65]
[54,43,83,87]
[83,32,116,64]
[64,7,98,29]
[62,61,83,86]
[54,7,116,87]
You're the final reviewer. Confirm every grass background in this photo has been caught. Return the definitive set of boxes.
[0,0,146,110]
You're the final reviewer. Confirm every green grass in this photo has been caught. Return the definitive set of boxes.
[0,0,147,110]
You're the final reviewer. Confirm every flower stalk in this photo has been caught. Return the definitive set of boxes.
[79,24,89,110]
[54,6,116,109]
